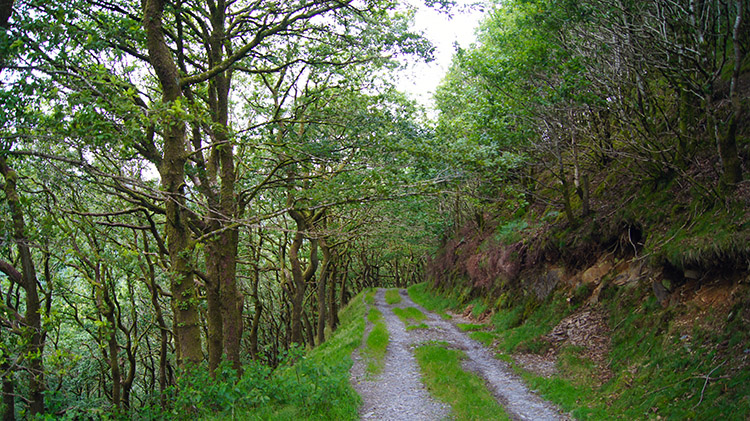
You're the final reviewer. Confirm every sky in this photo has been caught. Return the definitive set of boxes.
[396,1,487,109]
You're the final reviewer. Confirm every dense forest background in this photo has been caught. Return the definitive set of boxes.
[0,0,747,419]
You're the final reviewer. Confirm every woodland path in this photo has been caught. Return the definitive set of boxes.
[350,288,568,421]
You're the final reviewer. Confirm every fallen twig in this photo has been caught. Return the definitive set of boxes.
[692,360,727,409]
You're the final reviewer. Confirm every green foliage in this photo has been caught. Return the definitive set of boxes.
[162,350,356,421]
[415,344,510,421]
[469,299,489,319]
[127,291,370,421]
[495,219,529,245]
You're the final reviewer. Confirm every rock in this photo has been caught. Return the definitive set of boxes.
[581,258,613,285]
[534,266,563,299]
[652,280,670,304]
[612,260,646,286]
[683,269,700,280]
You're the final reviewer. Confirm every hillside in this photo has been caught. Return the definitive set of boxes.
[418,143,750,420]
[416,0,750,415]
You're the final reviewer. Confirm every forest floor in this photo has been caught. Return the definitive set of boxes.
[350,288,568,420]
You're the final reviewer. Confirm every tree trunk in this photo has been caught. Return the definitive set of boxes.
[249,269,262,360]
[304,309,316,347]
[289,231,318,345]
[288,205,320,345]
[0,157,45,415]
[94,270,121,411]
[339,257,350,306]
[206,0,243,372]
[289,231,305,345]
[571,125,590,217]
[143,0,203,367]
[217,230,242,371]
[317,238,331,345]
[327,262,339,331]
[1,360,14,421]
[205,241,224,375]
[142,234,169,408]
[720,0,745,189]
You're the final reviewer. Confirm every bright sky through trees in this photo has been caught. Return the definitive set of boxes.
[398,1,486,108]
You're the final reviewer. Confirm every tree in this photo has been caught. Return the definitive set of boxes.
[0,156,46,416]
[5,0,432,373]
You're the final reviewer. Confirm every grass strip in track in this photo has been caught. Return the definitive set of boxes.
[363,307,389,375]
[385,288,402,304]
[415,344,510,421]
[392,306,427,324]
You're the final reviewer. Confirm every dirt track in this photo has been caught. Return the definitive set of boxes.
[351,288,568,420]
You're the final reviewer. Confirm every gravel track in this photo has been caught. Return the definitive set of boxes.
[350,289,450,420]
[351,288,568,421]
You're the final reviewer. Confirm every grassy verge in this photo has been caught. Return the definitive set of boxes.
[363,307,389,375]
[181,290,368,421]
[415,344,510,421]
[385,288,402,304]
[365,288,376,305]
[457,323,486,331]
[407,282,459,319]
[414,281,750,420]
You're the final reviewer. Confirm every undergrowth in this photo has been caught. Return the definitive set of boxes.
[117,290,368,421]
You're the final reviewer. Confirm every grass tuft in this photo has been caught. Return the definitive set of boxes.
[392,306,427,323]
[385,288,402,304]
[457,323,486,332]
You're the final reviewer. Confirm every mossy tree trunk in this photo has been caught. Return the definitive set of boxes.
[143,0,203,367]
[317,236,331,345]
[288,205,322,345]
[0,157,45,416]
[719,0,746,189]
